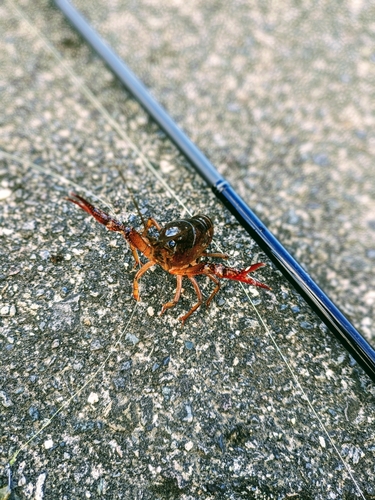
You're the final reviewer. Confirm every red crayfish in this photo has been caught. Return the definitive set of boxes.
[67,193,270,323]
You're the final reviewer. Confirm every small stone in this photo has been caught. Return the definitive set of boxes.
[44,439,54,450]
[337,354,346,365]
[0,391,13,408]
[351,446,363,464]
[349,355,357,367]
[58,129,71,138]
[160,160,174,173]
[300,321,313,329]
[8,268,20,276]
[162,387,171,399]
[147,306,154,316]
[120,360,132,371]
[0,305,10,316]
[18,476,26,486]
[319,436,326,448]
[29,406,40,421]
[90,339,102,351]
[162,355,170,366]
[125,333,139,345]
[51,339,60,349]
[40,250,51,260]
[183,404,193,423]
[35,472,47,500]
[0,188,12,200]
[88,392,99,404]
[22,220,36,231]
[185,441,194,451]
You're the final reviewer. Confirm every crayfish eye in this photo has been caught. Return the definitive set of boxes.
[168,240,176,249]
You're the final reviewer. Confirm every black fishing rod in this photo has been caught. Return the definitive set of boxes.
[54,0,375,383]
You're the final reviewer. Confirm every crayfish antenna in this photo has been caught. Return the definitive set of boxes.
[66,192,125,233]
[113,165,148,230]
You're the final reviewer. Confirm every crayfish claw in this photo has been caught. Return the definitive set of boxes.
[244,262,266,273]
[202,262,270,290]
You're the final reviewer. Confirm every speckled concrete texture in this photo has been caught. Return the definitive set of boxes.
[1,1,375,499]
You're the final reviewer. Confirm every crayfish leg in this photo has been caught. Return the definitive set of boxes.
[129,243,141,268]
[179,276,203,324]
[133,260,156,301]
[160,275,183,316]
[205,274,221,307]
[142,217,162,236]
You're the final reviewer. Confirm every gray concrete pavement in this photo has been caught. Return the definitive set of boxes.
[1,1,375,498]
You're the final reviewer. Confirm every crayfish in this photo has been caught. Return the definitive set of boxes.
[67,193,270,323]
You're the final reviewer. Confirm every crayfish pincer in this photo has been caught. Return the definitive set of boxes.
[66,193,270,323]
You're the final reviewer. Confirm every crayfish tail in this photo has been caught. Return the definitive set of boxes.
[66,193,125,233]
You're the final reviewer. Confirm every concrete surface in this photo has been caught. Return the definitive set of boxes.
[1,0,375,498]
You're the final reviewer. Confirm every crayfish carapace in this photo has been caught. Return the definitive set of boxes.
[67,193,270,323]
